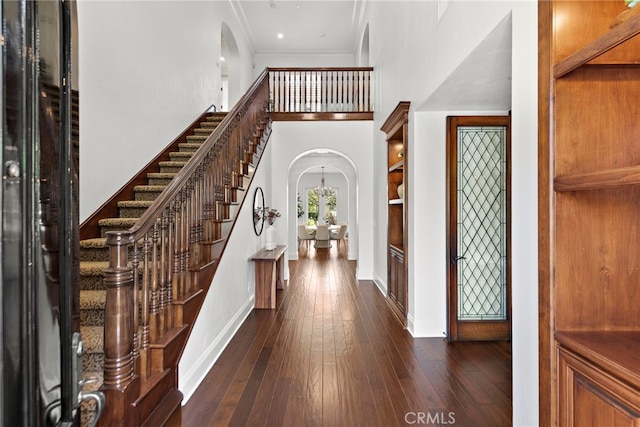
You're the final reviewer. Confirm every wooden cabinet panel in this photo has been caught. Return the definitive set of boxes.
[387,246,406,319]
[558,346,640,427]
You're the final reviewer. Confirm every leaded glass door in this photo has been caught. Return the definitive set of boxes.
[446,116,511,341]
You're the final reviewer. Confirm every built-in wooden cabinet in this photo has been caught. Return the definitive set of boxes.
[539,2,640,425]
[381,102,410,327]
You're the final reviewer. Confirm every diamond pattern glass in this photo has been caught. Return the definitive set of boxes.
[457,126,507,321]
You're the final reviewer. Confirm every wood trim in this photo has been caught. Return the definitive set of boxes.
[268,67,374,72]
[554,9,640,78]
[270,112,373,121]
[538,0,553,424]
[380,101,410,136]
[554,166,640,192]
[79,105,217,240]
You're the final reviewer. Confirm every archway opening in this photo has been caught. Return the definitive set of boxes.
[288,150,358,262]
[220,23,240,111]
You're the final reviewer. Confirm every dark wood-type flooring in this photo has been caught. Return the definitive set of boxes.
[181,243,512,426]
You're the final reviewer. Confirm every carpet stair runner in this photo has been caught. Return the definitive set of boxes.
[79,113,228,426]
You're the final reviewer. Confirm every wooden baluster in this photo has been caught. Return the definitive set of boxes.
[183,187,193,293]
[151,220,163,339]
[203,160,212,249]
[196,167,204,262]
[316,70,321,112]
[276,70,281,112]
[131,241,140,364]
[170,201,180,326]
[176,195,185,297]
[366,70,371,111]
[351,70,356,112]
[320,70,325,112]
[302,71,307,112]
[190,175,200,290]
[160,210,173,330]
[342,70,347,111]
[141,232,151,380]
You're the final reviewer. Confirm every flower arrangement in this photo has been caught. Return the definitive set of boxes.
[262,207,281,225]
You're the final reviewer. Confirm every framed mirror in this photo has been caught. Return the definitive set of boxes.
[253,187,265,236]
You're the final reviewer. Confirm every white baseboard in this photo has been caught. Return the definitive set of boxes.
[407,312,416,335]
[179,296,254,403]
[373,275,387,295]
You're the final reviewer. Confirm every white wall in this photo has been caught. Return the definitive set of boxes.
[252,53,355,78]
[364,1,538,426]
[270,121,374,279]
[179,141,274,402]
[78,1,254,221]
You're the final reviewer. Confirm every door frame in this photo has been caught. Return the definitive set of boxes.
[446,115,512,341]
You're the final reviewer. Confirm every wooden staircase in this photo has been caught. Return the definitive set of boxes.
[79,67,272,426]
[78,112,229,426]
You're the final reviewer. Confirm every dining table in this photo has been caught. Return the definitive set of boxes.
[304,224,340,234]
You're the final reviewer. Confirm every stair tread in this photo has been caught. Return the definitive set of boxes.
[80,261,109,275]
[169,152,193,159]
[147,172,178,178]
[158,161,187,166]
[97,217,139,226]
[118,200,154,207]
[80,238,107,249]
[80,290,106,309]
[80,326,103,354]
[134,185,167,192]
[178,142,202,148]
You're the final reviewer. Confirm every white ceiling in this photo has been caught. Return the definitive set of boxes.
[231,0,364,54]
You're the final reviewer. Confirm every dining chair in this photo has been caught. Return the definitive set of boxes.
[298,224,315,249]
[314,224,331,248]
[330,224,348,249]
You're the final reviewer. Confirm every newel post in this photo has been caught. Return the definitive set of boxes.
[99,231,140,426]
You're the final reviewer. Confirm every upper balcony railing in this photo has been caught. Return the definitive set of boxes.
[268,67,373,120]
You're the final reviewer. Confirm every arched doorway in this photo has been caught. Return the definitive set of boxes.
[287,150,358,262]
[220,23,240,111]
[359,24,370,67]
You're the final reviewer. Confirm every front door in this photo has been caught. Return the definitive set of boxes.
[446,116,511,341]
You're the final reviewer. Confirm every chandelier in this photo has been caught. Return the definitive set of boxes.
[314,166,332,197]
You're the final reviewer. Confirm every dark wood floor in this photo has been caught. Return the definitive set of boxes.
[181,243,512,426]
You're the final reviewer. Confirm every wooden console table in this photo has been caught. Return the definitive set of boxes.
[250,245,288,309]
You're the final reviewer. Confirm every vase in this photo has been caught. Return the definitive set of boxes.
[265,224,276,250]
[397,183,404,199]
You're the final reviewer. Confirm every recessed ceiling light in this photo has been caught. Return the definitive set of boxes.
[219,56,225,61]
[270,2,276,9]
[319,33,325,38]
[277,33,284,39]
